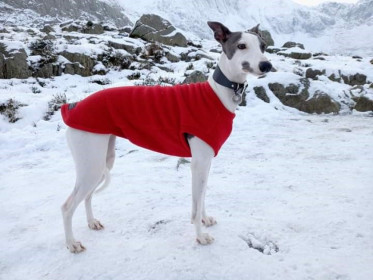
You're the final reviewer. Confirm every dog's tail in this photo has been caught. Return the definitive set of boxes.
[95,167,111,194]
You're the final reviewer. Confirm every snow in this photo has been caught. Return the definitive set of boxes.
[1,70,373,279]
[1,8,373,278]
[117,0,373,56]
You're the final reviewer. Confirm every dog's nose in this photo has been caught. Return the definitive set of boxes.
[259,61,272,73]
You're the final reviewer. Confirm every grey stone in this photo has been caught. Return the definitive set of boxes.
[281,51,312,60]
[353,96,373,112]
[254,86,270,103]
[130,14,188,47]
[261,30,274,46]
[269,80,340,114]
[82,22,104,35]
[165,51,180,63]
[342,73,367,86]
[182,71,207,84]
[0,44,32,79]
[108,40,141,55]
[41,25,55,34]
[298,92,340,114]
[60,51,95,76]
[282,41,305,49]
[306,68,326,80]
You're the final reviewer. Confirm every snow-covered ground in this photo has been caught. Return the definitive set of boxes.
[1,71,373,279]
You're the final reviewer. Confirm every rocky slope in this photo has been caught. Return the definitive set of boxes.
[0,14,372,125]
[0,0,131,27]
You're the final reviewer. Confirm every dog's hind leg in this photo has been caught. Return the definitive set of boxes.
[188,136,215,245]
[85,135,115,230]
[62,128,111,253]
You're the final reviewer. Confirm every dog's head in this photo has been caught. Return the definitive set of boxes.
[208,21,272,77]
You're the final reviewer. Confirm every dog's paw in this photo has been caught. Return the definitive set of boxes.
[67,241,86,253]
[202,216,217,227]
[88,219,104,230]
[196,233,215,245]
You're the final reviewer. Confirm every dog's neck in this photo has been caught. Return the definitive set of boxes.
[208,56,248,113]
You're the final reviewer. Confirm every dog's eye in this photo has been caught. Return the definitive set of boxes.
[237,44,246,50]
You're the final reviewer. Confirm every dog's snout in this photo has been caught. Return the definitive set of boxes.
[259,61,272,73]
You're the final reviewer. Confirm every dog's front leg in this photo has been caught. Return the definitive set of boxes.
[188,136,215,245]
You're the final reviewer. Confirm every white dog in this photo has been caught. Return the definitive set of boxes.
[61,21,272,253]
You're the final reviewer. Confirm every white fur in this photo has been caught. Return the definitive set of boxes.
[61,26,271,253]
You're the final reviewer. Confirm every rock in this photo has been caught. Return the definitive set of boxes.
[60,51,95,76]
[108,40,141,55]
[210,48,221,54]
[0,43,32,79]
[130,14,188,47]
[41,25,55,34]
[266,47,281,54]
[43,34,56,40]
[61,22,80,32]
[34,63,63,78]
[82,22,104,35]
[269,80,340,114]
[63,62,82,75]
[298,92,340,114]
[119,26,132,34]
[254,86,270,103]
[306,68,326,80]
[282,42,305,49]
[278,48,312,60]
[353,96,373,112]
[288,51,312,60]
[370,59,373,65]
[352,55,362,59]
[328,73,342,83]
[165,51,180,62]
[261,30,274,46]
[342,73,367,86]
[182,71,207,84]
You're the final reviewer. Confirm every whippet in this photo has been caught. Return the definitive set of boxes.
[61,21,272,253]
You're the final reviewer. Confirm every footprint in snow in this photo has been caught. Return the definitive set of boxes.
[240,233,279,255]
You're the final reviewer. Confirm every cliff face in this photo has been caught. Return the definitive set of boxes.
[1,0,132,27]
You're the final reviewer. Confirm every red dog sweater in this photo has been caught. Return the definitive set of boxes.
[61,82,235,157]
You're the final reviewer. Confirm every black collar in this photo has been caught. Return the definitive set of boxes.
[213,65,248,99]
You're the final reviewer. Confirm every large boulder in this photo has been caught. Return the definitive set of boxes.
[60,51,95,76]
[342,73,367,86]
[261,30,274,47]
[0,43,32,79]
[268,80,340,114]
[353,96,373,112]
[306,68,326,80]
[254,86,270,103]
[130,14,188,47]
[182,71,207,84]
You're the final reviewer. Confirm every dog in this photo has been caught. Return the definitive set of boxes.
[61,21,272,253]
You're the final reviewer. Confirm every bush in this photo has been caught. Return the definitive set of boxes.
[43,93,67,121]
[0,99,26,123]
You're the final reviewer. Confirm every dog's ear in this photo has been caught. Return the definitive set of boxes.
[207,21,232,44]
[249,24,261,34]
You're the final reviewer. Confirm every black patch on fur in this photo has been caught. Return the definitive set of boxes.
[242,61,253,72]
[222,32,242,59]
[246,31,267,53]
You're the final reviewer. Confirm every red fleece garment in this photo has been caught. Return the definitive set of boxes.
[61,82,235,157]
